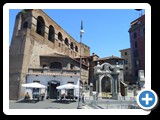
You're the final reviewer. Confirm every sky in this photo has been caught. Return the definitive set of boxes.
[9,9,144,58]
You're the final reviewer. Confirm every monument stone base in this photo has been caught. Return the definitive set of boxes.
[112,93,122,100]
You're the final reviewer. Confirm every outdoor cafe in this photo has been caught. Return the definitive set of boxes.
[22,82,47,101]
[56,83,82,101]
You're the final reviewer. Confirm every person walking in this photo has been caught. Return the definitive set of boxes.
[82,92,85,104]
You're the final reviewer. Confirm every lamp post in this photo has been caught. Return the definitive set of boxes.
[77,20,84,109]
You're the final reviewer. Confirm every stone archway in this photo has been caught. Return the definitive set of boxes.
[101,76,112,98]
[101,76,111,92]
[99,74,113,98]
[94,62,122,99]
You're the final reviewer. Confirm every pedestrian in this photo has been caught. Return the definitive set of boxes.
[24,92,30,100]
[41,93,45,101]
[82,92,85,104]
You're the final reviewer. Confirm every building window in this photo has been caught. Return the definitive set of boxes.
[125,52,127,55]
[133,32,137,39]
[125,67,128,70]
[48,25,55,42]
[70,64,74,70]
[140,27,144,36]
[138,21,141,24]
[134,60,139,68]
[134,49,138,58]
[134,60,137,68]
[50,62,62,69]
[135,70,138,77]
[124,60,128,64]
[65,38,69,46]
[36,16,45,36]
[135,41,138,48]
[23,22,28,28]
[75,46,78,52]
[58,32,63,41]
[70,42,74,50]
[137,60,139,67]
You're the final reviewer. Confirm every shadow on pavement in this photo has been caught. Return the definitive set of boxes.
[16,100,40,103]
[52,99,77,104]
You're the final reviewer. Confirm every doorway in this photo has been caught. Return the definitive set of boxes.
[101,76,112,98]
[47,80,60,99]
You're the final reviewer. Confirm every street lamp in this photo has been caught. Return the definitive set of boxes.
[77,20,84,109]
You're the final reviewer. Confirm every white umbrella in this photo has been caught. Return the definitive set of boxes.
[22,82,47,88]
[56,83,82,90]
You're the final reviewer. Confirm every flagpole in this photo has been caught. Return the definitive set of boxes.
[77,20,84,109]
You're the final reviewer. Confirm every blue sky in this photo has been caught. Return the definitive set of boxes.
[9,9,144,58]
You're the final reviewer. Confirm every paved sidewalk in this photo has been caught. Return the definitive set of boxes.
[81,105,94,109]
[9,99,79,109]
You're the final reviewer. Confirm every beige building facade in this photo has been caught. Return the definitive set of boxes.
[119,48,132,84]
[9,9,90,100]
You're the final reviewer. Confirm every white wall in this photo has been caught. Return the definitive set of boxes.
[26,75,80,97]
[26,75,79,86]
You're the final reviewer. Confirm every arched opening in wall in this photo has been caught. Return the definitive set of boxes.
[84,81,87,85]
[42,64,47,68]
[70,64,74,70]
[65,38,69,46]
[23,22,28,29]
[58,32,63,41]
[36,16,45,36]
[50,62,62,69]
[75,46,78,52]
[48,25,55,42]
[70,42,74,50]
[101,76,111,93]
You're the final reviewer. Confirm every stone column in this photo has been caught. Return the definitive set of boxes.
[112,74,118,99]
[115,74,122,99]
[114,74,118,94]
[96,78,98,93]
[44,26,48,42]
[89,83,93,96]
[124,86,127,96]
[117,77,121,94]
[99,77,102,95]
[112,78,114,93]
